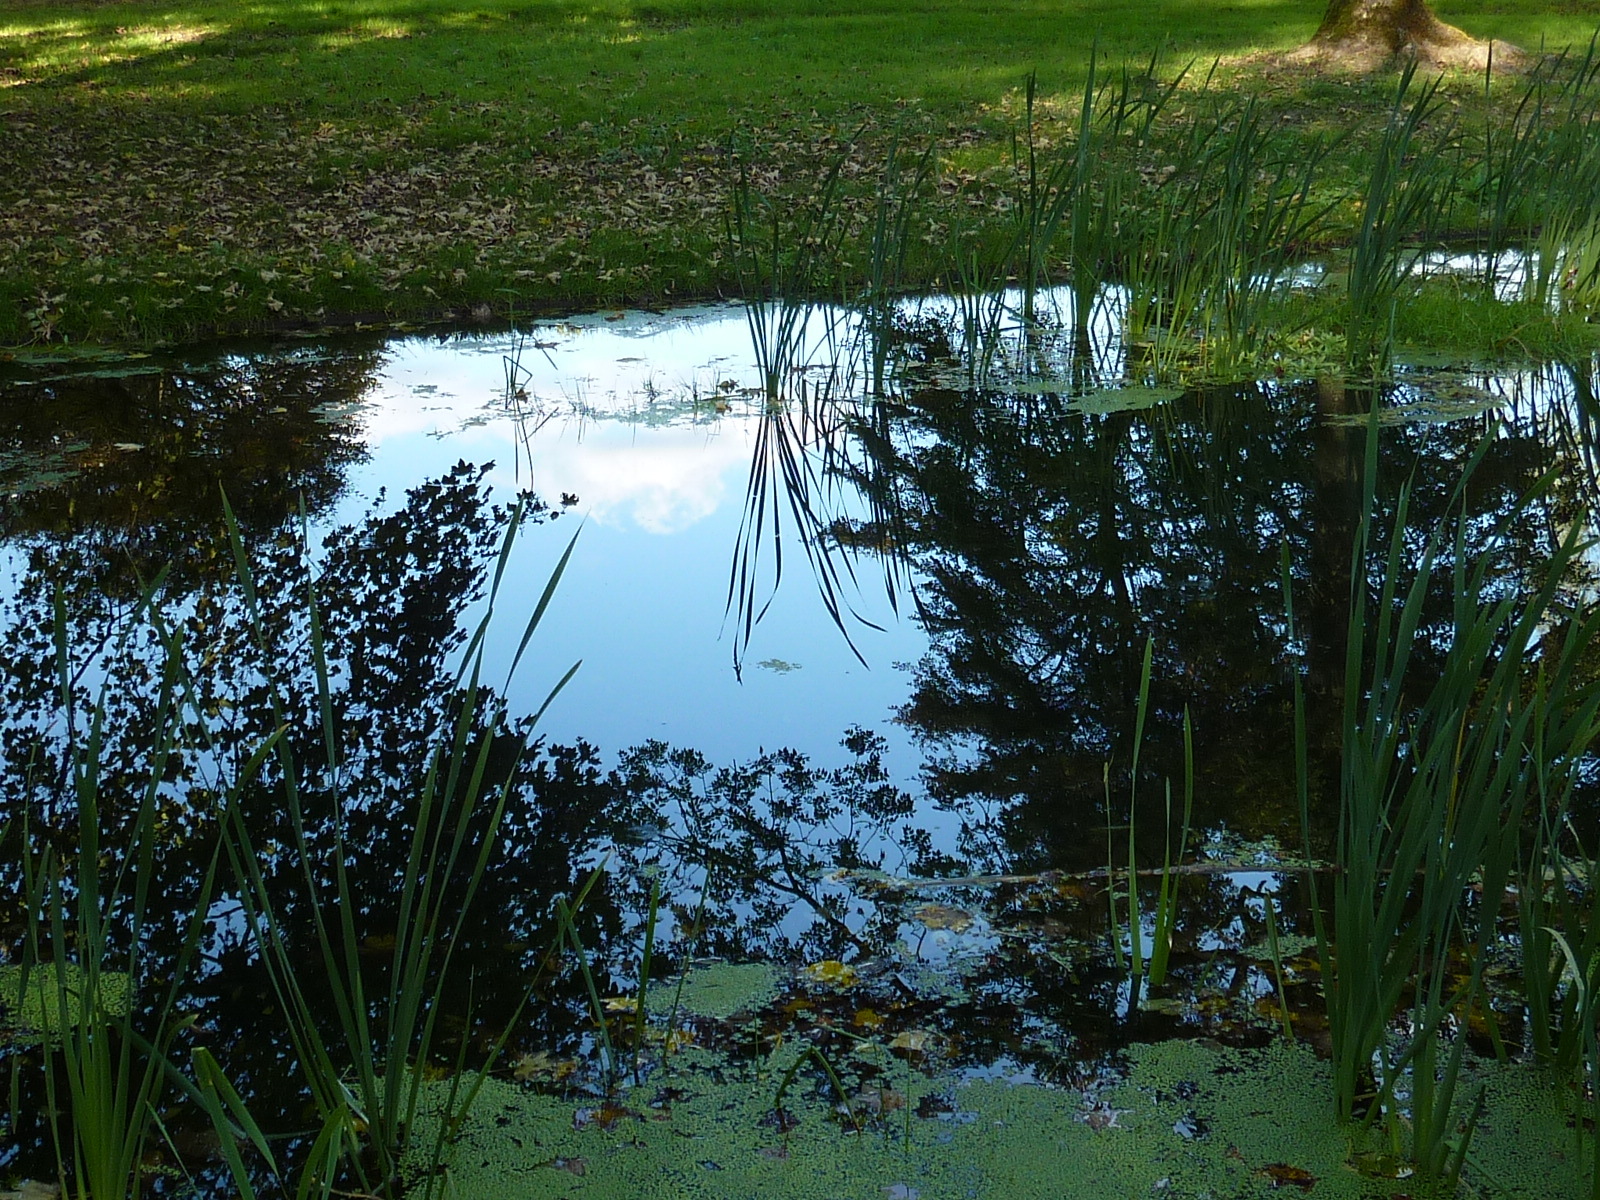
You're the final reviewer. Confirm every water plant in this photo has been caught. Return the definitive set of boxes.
[195,494,579,1198]
[15,584,232,1200]
[1259,892,1296,1044]
[1344,62,1455,373]
[1475,39,1600,312]
[725,138,855,400]
[858,127,935,396]
[724,386,891,677]
[1104,639,1193,994]
[1054,54,1182,345]
[1515,590,1600,1086]
[1287,422,1600,1180]
[772,1044,861,1131]
[1191,98,1336,372]
[1007,69,1076,327]
[1145,715,1194,989]
[946,225,1013,384]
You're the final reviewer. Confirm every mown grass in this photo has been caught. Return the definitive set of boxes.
[1,0,1599,345]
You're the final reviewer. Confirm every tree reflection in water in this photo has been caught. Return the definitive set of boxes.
[830,360,1600,878]
[0,353,624,1181]
[4,335,1600,1190]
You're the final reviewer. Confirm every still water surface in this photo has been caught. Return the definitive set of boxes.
[2,294,1598,1188]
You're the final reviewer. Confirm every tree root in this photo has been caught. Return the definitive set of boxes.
[1285,0,1528,74]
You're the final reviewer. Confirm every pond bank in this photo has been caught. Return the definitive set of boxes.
[5,2,1600,350]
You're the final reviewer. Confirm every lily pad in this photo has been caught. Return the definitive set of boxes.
[1069,385,1185,414]
[1323,389,1503,427]
[59,364,164,380]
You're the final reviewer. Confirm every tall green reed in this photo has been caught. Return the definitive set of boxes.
[947,225,1012,385]
[723,130,929,671]
[1119,105,1216,375]
[1008,69,1075,327]
[1514,528,1600,1200]
[1288,422,1600,1180]
[1475,39,1600,311]
[1345,62,1455,373]
[1104,638,1193,995]
[1059,55,1181,343]
[1545,927,1600,1198]
[202,495,579,1199]
[1517,647,1600,1084]
[1197,100,1335,372]
[1119,80,1335,377]
[17,581,261,1200]
[724,384,890,678]
[858,128,934,396]
[726,140,855,400]
[1510,684,1600,1200]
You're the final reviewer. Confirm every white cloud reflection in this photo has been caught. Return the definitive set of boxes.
[515,421,751,534]
[356,304,764,534]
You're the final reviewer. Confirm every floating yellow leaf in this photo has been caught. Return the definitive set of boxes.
[853,1008,885,1029]
[910,903,974,933]
[603,996,639,1013]
[511,1051,577,1083]
[888,1029,933,1054]
[804,960,859,987]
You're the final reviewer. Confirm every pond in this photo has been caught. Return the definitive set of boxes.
[2,291,1598,1198]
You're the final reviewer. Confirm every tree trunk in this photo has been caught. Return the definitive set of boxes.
[1294,0,1524,72]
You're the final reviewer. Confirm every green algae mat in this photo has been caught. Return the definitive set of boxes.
[399,960,1591,1199]
[0,964,130,1044]
[407,1038,1590,1199]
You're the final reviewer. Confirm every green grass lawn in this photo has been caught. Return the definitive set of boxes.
[2,0,1599,345]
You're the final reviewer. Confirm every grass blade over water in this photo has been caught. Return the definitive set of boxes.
[198,492,579,1198]
[1291,416,1600,1180]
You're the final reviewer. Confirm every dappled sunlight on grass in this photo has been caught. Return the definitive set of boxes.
[2,0,1600,343]
[0,0,1592,119]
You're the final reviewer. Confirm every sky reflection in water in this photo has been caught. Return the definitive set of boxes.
[5,295,1600,1189]
[326,303,928,782]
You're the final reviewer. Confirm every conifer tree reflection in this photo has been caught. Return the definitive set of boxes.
[838,375,1577,875]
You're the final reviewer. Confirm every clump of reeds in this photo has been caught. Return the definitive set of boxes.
[12,494,580,1200]
[717,46,1600,394]
[1288,421,1600,1183]
[1476,38,1600,312]
[206,494,578,1198]
[725,136,856,400]
[1104,638,1194,997]
[15,581,243,1200]
[1343,63,1457,374]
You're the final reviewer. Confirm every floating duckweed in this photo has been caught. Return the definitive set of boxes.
[408,1037,1592,1199]
[1110,1039,1369,1197]
[1460,1064,1591,1197]
[0,964,131,1041]
[647,962,779,1020]
[403,1061,952,1200]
